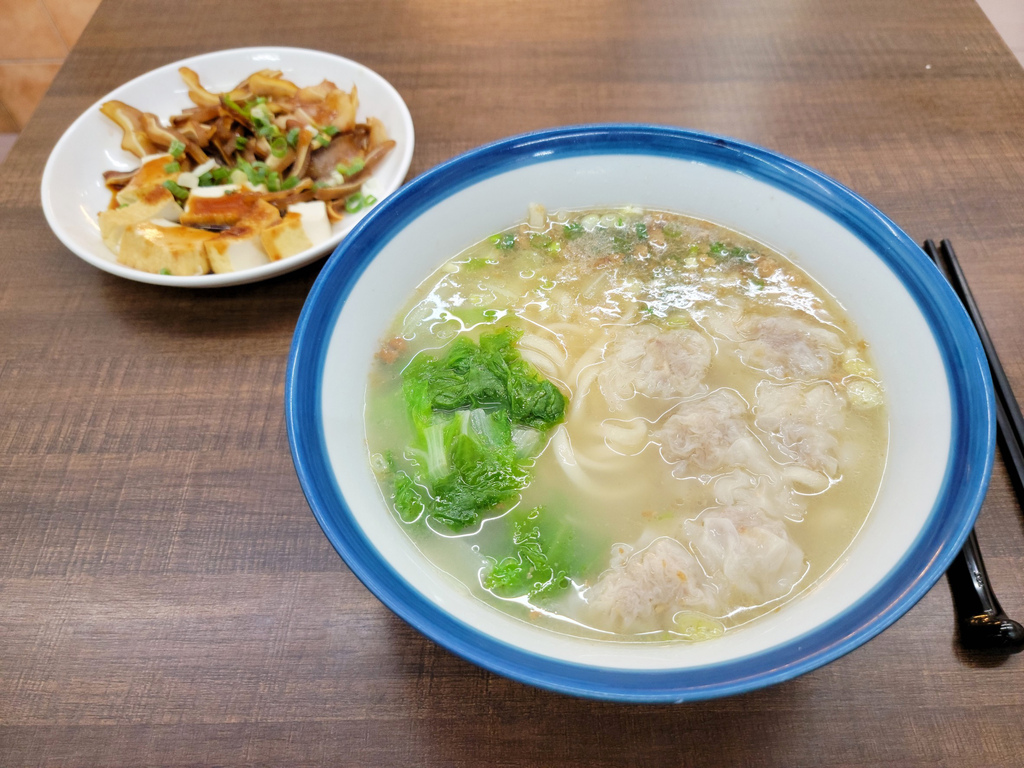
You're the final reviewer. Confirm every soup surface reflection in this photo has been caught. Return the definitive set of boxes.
[365,206,888,642]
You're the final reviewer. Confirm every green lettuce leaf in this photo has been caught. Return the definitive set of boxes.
[484,506,573,599]
[395,328,567,529]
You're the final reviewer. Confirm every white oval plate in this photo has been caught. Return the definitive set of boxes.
[41,47,415,288]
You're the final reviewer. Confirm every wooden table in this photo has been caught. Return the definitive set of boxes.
[3,0,1024,764]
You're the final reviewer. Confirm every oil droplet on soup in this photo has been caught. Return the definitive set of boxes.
[365,206,888,642]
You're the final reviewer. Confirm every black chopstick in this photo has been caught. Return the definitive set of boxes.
[922,239,1024,652]
[935,239,1024,510]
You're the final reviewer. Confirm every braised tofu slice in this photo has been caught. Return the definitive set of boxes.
[205,199,282,273]
[98,186,182,255]
[260,213,310,261]
[118,218,217,275]
[115,154,177,205]
[179,185,253,227]
[260,201,332,261]
[288,201,332,245]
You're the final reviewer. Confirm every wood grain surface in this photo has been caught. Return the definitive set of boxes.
[3,0,1024,765]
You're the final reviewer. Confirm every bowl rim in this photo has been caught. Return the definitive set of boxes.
[39,45,414,288]
[285,123,995,702]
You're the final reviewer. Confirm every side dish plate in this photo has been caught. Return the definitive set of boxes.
[41,47,414,287]
[286,125,994,702]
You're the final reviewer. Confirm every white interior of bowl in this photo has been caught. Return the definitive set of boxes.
[320,154,950,669]
[41,47,414,287]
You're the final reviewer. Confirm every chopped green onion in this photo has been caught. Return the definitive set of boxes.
[489,233,516,250]
[197,171,214,187]
[312,180,329,191]
[531,234,561,254]
[635,222,648,240]
[364,194,377,206]
[162,180,189,201]
[270,136,288,158]
[266,171,281,192]
[335,157,365,177]
[235,136,248,151]
[563,221,584,240]
[708,241,746,261]
[168,140,185,159]
[118,203,129,209]
[163,161,180,174]
[249,106,282,139]
[612,234,632,253]
[234,157,265,186]
[323,125,339,136]
[211,166,232,182]
[346,193,374,211]
[159,268,171,275]
[286,127,300,148]
[282,175,299,190]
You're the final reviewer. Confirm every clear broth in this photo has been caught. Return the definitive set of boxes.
[365,207,888,642]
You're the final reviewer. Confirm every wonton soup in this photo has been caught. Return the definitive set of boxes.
[364,206,888,642]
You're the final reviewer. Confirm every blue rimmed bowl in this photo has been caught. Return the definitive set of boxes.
[286,125,994,702]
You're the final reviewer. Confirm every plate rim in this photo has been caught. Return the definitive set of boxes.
[40,45,415,288]
[286,123,995,702]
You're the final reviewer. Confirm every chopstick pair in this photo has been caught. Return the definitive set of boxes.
[922,239,1024,653]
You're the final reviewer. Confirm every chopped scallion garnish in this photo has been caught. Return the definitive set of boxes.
[162,180,189,201]
[163,161,180,174]
[282,176,299,190]
[234,156,264,186]
[159,268,171,275]
[235,136,248,151]
[489,233,516,250]
[168,140,185,159]
[530,234,561,254]
[335,157,365,178]
[323,125,339,136]
[286,127,300,148]
[270,136,288,158]
[345,193,368,213]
